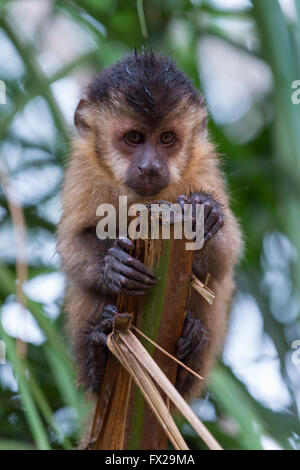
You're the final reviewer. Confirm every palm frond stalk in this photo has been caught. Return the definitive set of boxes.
[89,213,200,450]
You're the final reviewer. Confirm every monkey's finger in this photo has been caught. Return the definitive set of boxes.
[193,201,210,221]
[177,320,203,358]
[190,193,208,210]
[111,267,156,291]
[111,259,157,286]
[189,341,204,359]
[176,347,188,361]
[205,206,224,233]
[191,192,214,205]
[101,305,118,333]
[126,258,156,280]
[190,193,214,219]
[176,335,197,359]
[106,268,150,292]
[204,218,224,245]
[178,194,190,203]
[111,248,156,280]
[199,199,215,221]
[181,312,194,337]
[102,304,119,319]
[177,195,190,211]
[205,207,218,232]
[118,274,154,292]
[100,318,115,334]
[107,277,146,296]
[203,200,214,219]
[116,237,135,252]
[176,335,199,360]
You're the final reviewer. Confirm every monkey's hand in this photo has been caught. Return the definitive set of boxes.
[101,237,157,296]
[175,311,210,395]
[85,304,117,394]
[177,192,224,247]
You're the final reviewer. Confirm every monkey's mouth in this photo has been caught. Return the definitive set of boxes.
[127,181,167,197]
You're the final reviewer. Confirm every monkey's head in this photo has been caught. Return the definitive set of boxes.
[74,50,208,198]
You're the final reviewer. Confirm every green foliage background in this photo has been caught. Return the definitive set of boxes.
[0,0,300,450]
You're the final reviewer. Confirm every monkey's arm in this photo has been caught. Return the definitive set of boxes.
[57,224,156,295]
[177,190,241,282]
[193,208,241,283]
[57,222,156,394]
[58,226,112,292]
[176,191,242,398]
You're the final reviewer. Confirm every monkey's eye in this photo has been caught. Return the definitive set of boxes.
[159,131,176,146]
[124,131,145,145]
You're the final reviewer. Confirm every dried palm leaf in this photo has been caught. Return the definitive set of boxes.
[106,313,222,450]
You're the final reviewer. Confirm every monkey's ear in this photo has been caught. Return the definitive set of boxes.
[74,99,91,137]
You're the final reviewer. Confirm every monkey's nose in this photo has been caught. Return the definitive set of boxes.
[137,165,162,179]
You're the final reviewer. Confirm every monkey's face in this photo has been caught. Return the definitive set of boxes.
[74,51,210,198]
[75,97,207,199]
[87,108,192,197]
[114,123,180,197]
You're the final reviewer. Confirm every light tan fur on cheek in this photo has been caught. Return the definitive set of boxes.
[168,148,187,184]
[104,148,129,182]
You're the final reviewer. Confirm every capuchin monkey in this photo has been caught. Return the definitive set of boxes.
[57,50,242,423]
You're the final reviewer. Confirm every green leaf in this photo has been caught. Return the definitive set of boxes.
[0,319,51,450]
[209,366,264,450]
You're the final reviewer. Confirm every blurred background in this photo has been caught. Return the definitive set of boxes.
[0,0,300,450]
